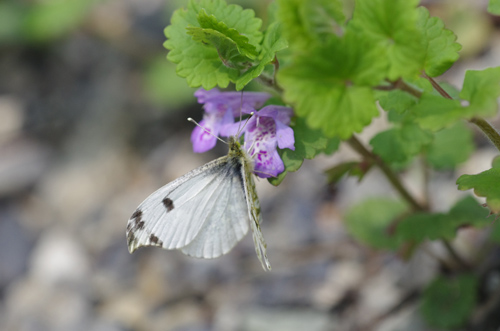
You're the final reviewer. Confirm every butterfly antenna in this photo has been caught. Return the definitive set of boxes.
[187,118,227,144]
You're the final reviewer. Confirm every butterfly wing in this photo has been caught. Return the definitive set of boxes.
[126,156,249,258]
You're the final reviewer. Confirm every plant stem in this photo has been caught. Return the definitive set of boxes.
[347,136,425,211]
[423,73,500,153]
[375,79,423,98]
[393,78,423,98]
[442,240,471,271]
[470,117,500,151]
[422,72,452,99]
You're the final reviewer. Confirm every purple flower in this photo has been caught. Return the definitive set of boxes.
[191,88,271,153]
[242,106,295,178]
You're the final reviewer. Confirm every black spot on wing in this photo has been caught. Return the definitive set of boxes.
[128,209,145,231]
[131,209,142,221]
[150,234,163,246]
[162,197,174,212]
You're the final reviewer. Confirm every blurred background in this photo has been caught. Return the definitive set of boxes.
[1,0,499,330]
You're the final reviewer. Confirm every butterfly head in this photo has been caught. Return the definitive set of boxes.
[228,136,255,172]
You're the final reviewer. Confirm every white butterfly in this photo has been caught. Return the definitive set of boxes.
[126,136,271,271]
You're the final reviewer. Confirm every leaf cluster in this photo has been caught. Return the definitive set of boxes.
[164,1,500,328]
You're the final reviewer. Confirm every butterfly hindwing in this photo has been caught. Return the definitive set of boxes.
[181,158,250,258]
[127,156,250,258]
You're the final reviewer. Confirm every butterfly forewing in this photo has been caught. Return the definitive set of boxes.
[127,156,249,257]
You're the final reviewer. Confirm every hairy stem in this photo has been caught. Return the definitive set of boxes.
[347,136,425,211]
[423,73,500,153]
[470,117,500,151]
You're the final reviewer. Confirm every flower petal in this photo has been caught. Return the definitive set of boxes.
[276,120,295,150]
[191,122,217,153]
[217,108,236,137]
[254,148,284,178]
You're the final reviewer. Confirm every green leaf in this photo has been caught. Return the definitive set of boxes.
[378,89,418,115]
[370,123,432,164]
[449,196,491,225]
[276,0,345,49]
[236,22,288,90]
[488,0,500,15]
[397,196,490,242]
[460,67,500,117]
[457,156,500,213]
[349,0,425,80]
[416,7,461,77]
[325,161,373,185]
[143,56,195,108]
[397,213,451,241]
[439,81,461,99]
[420,274,477,329]
[344,198,407,250]
[490,222,500,243]
[426,122,474,169]
[22,0,93,42]
[0,2,24,44]
[186,10,257,69]
[278,30,386,139]
[413,68,500,131]
[268,117,340,186]
[164,0,262,89]
[411,93,463,131]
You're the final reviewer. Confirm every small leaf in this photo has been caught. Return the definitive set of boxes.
[378,89,418,115]
[449,196,491,225]
[187,27,249,68]
[489,222,500,243]
[236,22,288,90]
[397,213,452,241]
[416,7,461,77]
[370,123,432,164]
[397,196,490,242]
[325,161,373,185]
[194,9,258,59]
[420,274,477,329]
[278,29,387,139]
[22,0,93,42]
[344,198,407,250]
[457,156,500,213]
[164,0,262,89]
[426,122,474,169]
[276,0,345,49]
[269,117,340,186]
[488,0,500,15]
[411,93,463,131]
[460,67,500,117]
[349,0,425,80]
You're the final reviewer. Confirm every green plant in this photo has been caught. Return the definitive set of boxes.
[164,0,500,328]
